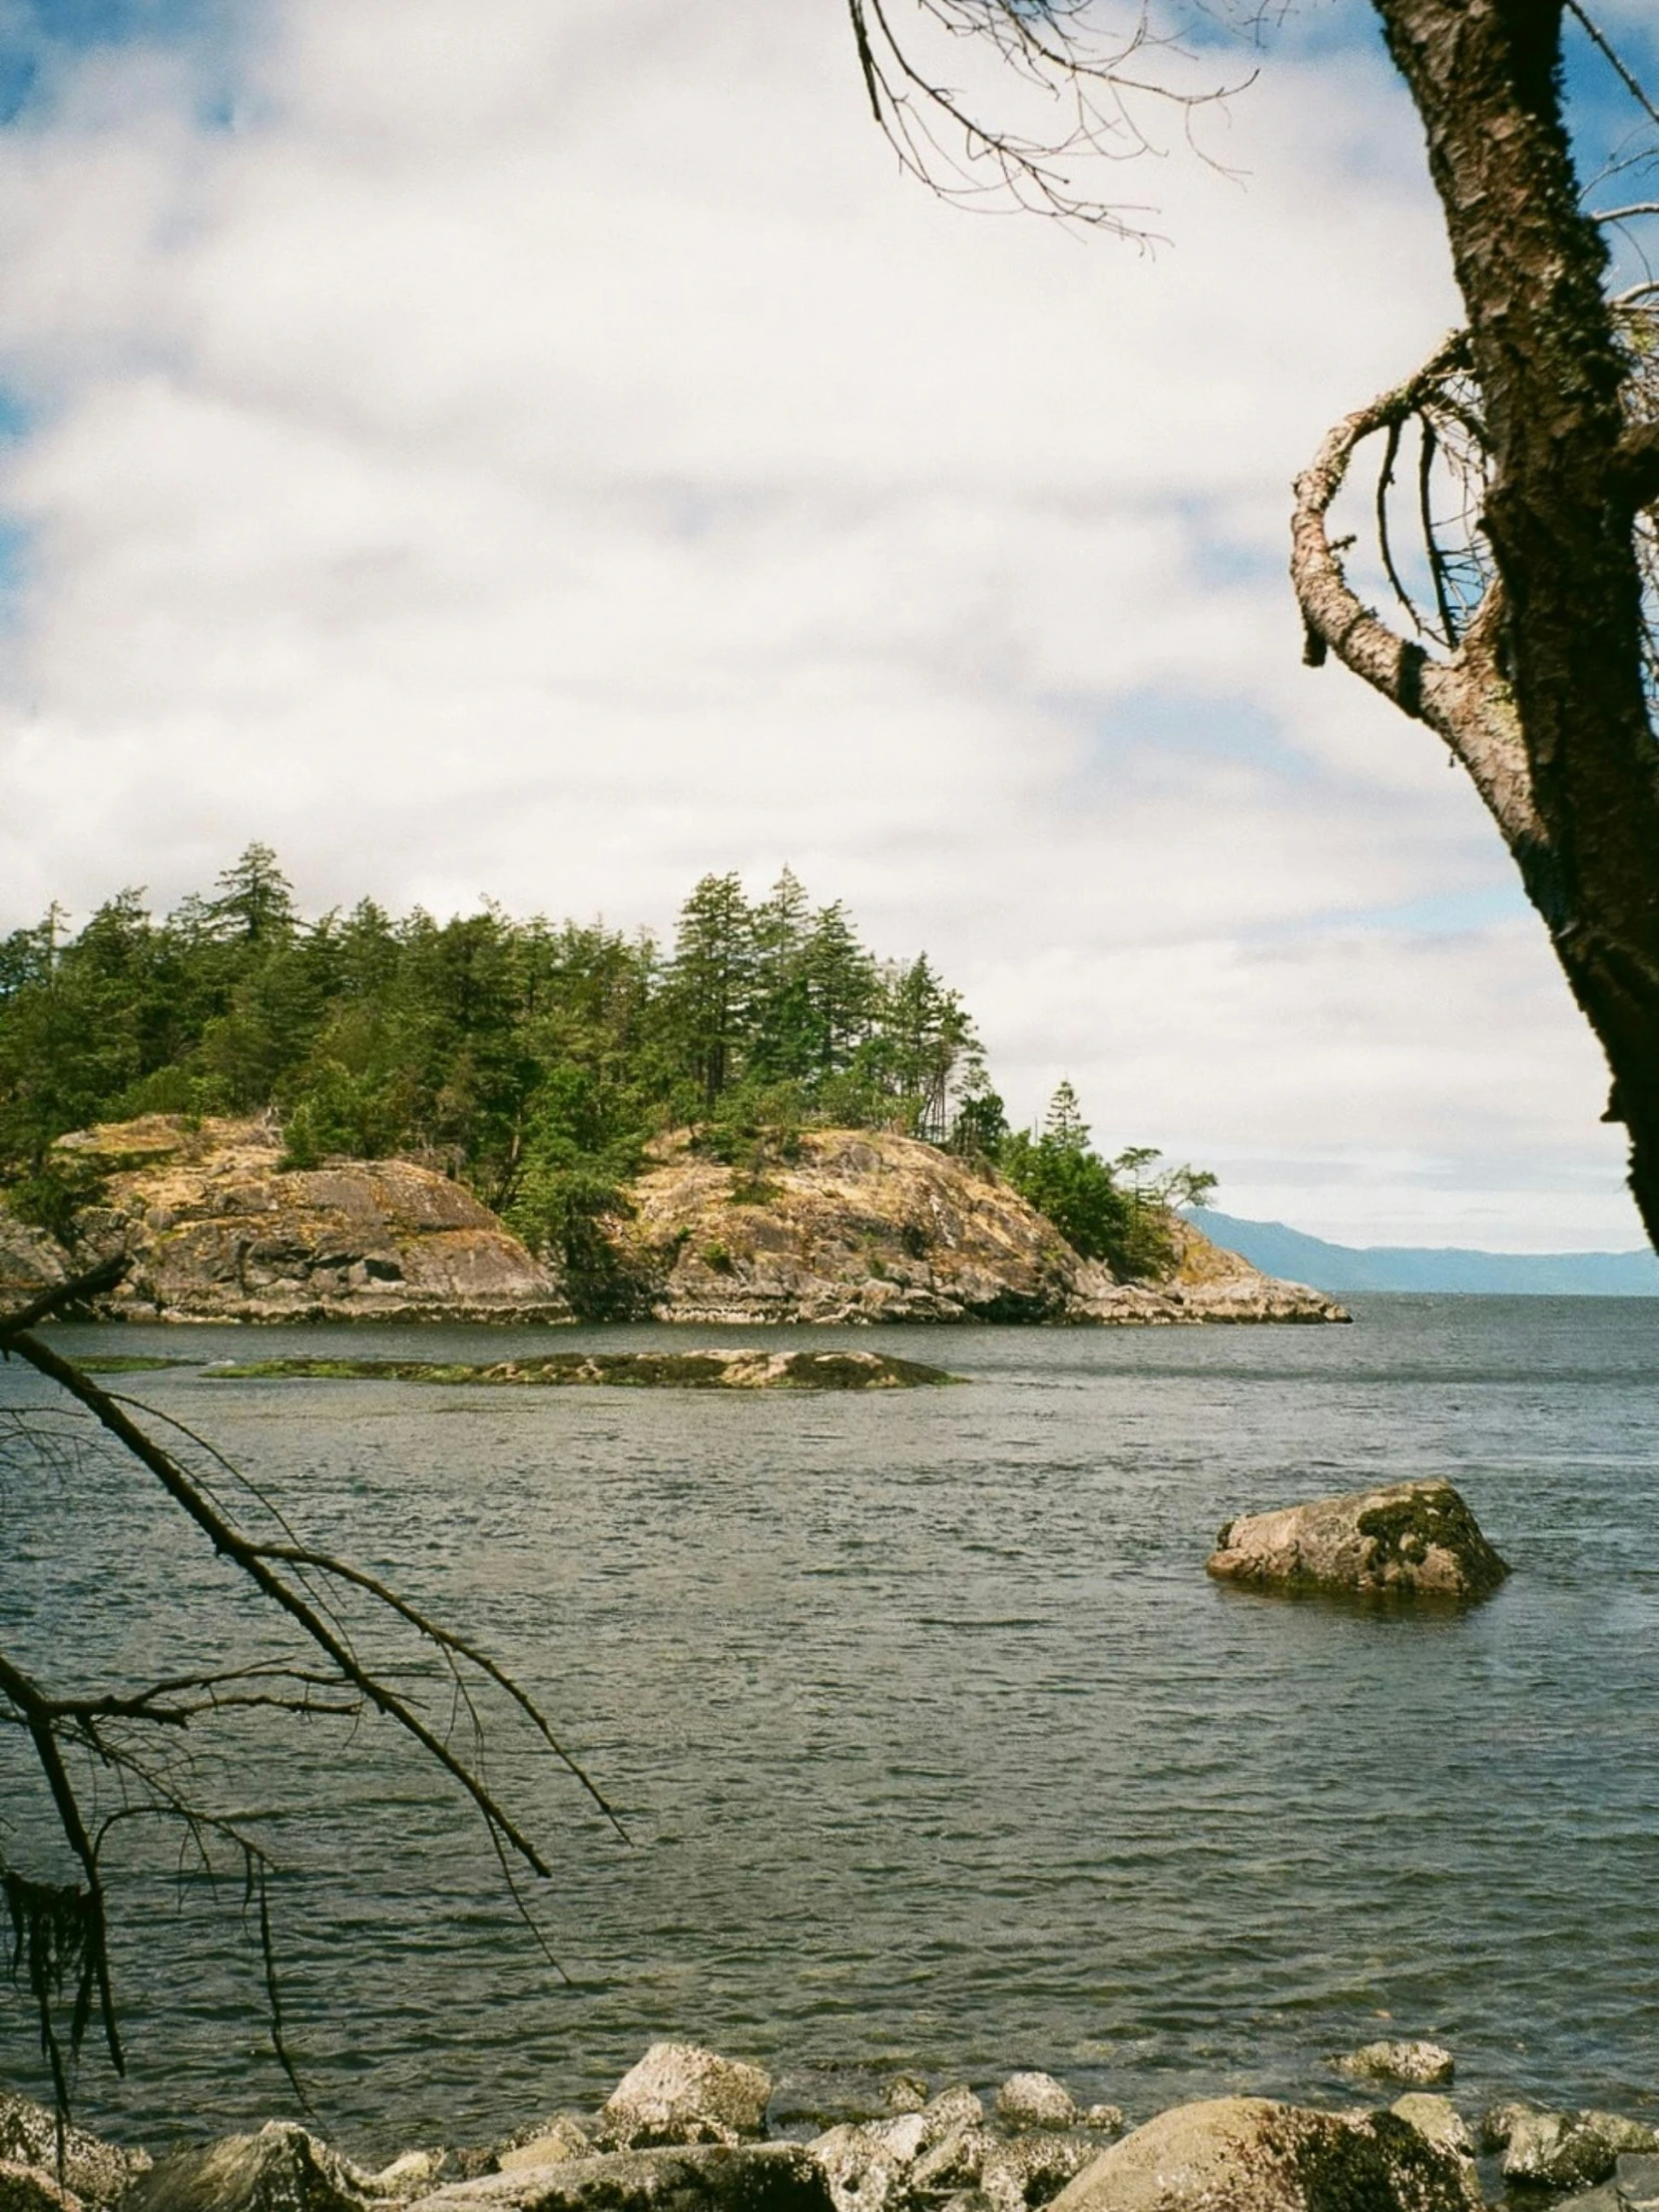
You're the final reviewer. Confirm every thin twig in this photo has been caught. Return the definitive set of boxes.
[1563,0,1659,132]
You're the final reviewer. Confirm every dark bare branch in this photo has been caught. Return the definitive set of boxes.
[254,1543,627,1839]
[0,1256,128,1340]
[1562,0,1659,134]
[846,0,1249,237]
[4,1328,560,1877]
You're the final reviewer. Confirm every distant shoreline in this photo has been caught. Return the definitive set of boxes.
[1187,1208,1659,1297]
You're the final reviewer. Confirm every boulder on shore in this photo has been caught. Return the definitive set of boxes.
[1389,2099,1473,2163]
[0,2096,149,2208]
[1046,2097,1478,2212]
[994,2077,1081,2133]
[1481,2105,1659,2191]
[0,2163,83,2212]
[124,2123,372,2212]
[1207,1481,1509,1601]
[407,2147,830,2212]
[596,2045,773,2151]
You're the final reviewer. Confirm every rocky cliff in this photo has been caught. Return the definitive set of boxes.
[0,1117,1344,1326]
[614,1129,1346,1326]
[17,1116,568,1323]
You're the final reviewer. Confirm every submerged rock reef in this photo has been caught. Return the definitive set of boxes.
[10,2038,1649,2212]
[203,1350,959,1389]
[0,1118,1345,1328]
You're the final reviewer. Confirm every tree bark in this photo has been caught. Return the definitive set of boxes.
[1303,0,1659,1246]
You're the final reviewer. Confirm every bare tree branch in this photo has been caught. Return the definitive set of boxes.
[0,1277,622,2122]
[845,0,1251,237]
[1563,0,1659,134]
[1290,328,1545,855]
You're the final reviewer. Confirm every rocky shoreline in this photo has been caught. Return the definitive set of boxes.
[0,1118,1347,1330]
[5,2038,1655,2212]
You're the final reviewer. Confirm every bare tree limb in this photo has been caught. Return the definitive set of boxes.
[0,1274,622,2119]
[1562,0,1659,134]
[4,1326,561,1878]
[844,0,1249,237]
[1290,328,1545,855]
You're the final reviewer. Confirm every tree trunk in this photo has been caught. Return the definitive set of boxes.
[1302,0,1659,1246]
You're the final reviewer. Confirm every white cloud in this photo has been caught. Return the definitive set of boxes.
[0,0,1641,1250]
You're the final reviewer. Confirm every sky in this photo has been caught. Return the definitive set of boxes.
[0,0,1654,1251]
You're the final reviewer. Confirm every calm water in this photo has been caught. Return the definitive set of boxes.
[4,1299,1659,2157]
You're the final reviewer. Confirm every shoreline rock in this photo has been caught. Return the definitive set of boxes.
[28,1118,570,1326]
[0,1118,1344,1330]
[617,1132,1347,1330]
[15,2039,1659,2212]
[1482,2106,1659,2191]
[1046,2096,1479,2212]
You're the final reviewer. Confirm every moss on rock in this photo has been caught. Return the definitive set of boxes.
[1206,1480,1509,1602]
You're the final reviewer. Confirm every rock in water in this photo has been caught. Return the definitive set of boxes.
[597,2045,773,2150]
[766,2070,931,2135]
[1046,2098,1477,2212]
[1207,1481,1508,1600]
[206,1349,956,1390]
[1330,2041,1455,2087]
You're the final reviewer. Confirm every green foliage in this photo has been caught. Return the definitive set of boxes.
[998,1082,1216,1282]
[5,1152,108,1247]
[0,849,1209,1293]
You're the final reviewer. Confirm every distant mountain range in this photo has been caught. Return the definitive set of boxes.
[1187,1208,1659,1296]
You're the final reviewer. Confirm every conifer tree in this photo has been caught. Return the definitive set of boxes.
[664,872,757,1109]
[802,900,878,1079]
[748,867,817,1084]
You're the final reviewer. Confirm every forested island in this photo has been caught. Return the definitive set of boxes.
[0,849,1342,1325]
